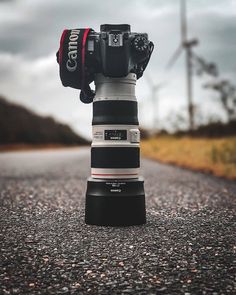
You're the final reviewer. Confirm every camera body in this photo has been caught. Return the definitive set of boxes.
[57,24,154,226]
[57,24,153,102]
[87,24,151,78]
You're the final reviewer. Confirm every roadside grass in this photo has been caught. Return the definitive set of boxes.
[141,136,236,180]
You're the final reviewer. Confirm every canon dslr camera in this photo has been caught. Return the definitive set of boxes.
[57,24,154,226]
[57,24,153,102]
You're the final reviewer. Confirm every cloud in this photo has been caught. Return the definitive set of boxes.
[0,52,93,138]
[0,0,183,59]
[0,0,235,135]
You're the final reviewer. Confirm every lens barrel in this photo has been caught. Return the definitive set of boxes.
[85,73,146,226]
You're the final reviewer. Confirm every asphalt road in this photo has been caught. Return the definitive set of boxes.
[0,148,235,295]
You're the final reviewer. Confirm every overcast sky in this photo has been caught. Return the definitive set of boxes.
[0,0,236,138]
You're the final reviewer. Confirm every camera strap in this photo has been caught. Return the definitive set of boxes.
[57,28,94,103]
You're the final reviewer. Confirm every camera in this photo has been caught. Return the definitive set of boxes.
[57,24,154,226]
[89,24,151,78]
[57,24,153,103]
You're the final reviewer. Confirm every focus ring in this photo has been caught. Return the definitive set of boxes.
[92,100,138,125]
[91,147,140,168]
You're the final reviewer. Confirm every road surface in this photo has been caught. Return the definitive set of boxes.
[0,148,235,294]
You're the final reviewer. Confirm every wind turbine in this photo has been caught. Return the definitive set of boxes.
[167,0,198,130]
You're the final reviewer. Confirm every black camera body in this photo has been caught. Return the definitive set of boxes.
[88,24,151,78]
[57,24,153,103]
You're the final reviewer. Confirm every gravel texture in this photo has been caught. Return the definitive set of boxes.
[0,147,235,294]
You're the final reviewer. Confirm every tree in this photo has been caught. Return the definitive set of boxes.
[204,80,236,122]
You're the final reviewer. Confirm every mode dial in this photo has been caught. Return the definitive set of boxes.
[133,35,149,52]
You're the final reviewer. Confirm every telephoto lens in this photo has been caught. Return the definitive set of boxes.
[85,73,146,226]
[56,24,154,226]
